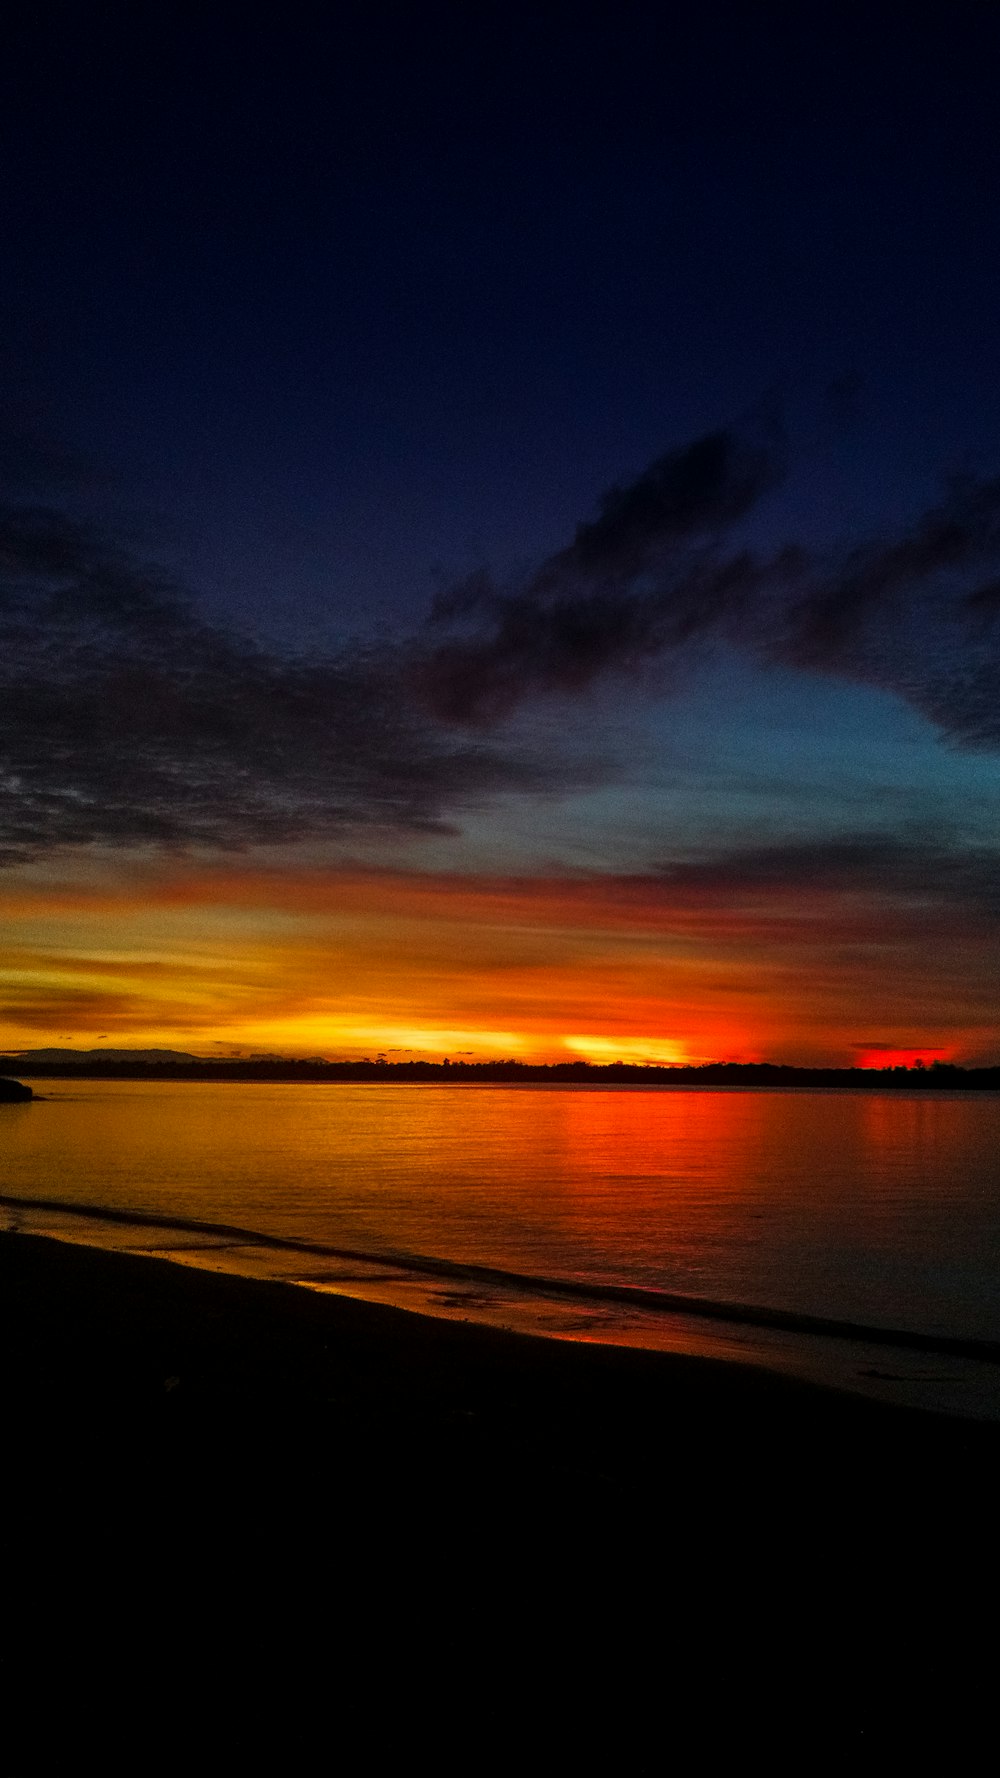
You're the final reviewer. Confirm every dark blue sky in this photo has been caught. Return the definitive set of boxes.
[6,4,1000,641]
[3,6,1000,1063]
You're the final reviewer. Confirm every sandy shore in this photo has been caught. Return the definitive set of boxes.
[3,1230,997,1765]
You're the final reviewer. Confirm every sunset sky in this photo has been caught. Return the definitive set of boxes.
[2,6,999,1065]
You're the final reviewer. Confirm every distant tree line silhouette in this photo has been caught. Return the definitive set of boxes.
[2,1056,998,1089]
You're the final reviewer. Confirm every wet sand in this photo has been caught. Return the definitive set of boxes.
[3,1230,997,1766]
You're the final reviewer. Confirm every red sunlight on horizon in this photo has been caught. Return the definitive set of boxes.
[0,859,995,1068]
[853,1047,956,1071]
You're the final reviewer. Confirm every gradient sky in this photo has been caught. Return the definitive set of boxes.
[2,5,1000,1064]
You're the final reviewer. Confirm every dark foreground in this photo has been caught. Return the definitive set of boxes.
[3,1232,997,1769]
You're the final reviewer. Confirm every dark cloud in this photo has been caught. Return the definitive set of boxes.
[778,474,1000,672]
[964,577,1000,620]
[543,428,780,585]
[652,833,1000,917]
[0,491,562,865]
[8,420,1000,869]
[418,432,1000,749]
[417,427,788,724]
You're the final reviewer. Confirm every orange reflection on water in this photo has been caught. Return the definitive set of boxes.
[6,1080,1000,1356]
[7,1079,999,1419]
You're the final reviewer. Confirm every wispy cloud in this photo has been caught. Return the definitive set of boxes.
[3,831,996,1059]
[652,832,1000,917]
[0,479,571,864]
[14,829,991,931]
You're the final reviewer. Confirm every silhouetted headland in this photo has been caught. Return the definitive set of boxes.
[0,1077,32,1101]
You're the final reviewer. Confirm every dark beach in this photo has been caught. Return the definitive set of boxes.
[3,1230,997,1767]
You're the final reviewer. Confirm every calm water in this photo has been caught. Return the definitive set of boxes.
[2,1080,999,1417]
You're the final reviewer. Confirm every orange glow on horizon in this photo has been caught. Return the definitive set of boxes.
[0,856,995,1066]
[563,1035,696,1066]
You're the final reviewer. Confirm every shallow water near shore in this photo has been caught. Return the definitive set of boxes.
[2,1079,999,1418]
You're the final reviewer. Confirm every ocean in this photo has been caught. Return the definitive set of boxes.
[2,1078,998,1419]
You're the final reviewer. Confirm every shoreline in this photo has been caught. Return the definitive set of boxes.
[4,1227,998,1761]
[5,1225,997,1459]
[7,1197,1000,1423]
[7,1187,1000,1362]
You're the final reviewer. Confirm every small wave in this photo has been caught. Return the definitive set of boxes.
[3,1188,999,1365]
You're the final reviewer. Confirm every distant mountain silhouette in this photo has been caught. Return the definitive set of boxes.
[6,1047,203,1064]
